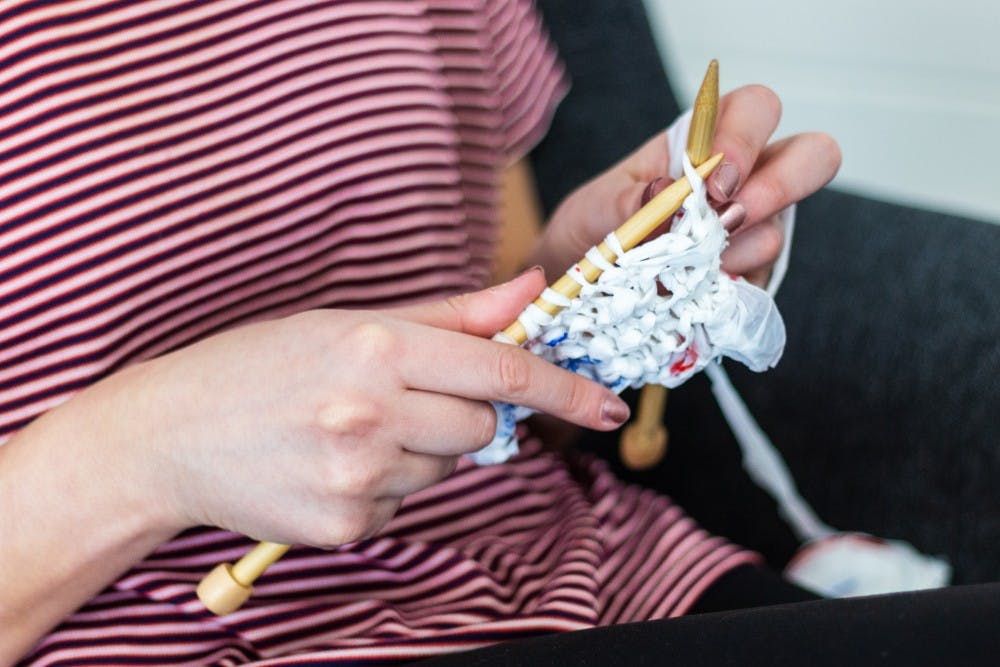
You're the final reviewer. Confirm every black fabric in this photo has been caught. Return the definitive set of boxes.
[419,583,1000,666]
[531,0,1000,583]
[687,564,819,614]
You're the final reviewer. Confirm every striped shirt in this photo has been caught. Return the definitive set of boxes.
[2,1,758,663]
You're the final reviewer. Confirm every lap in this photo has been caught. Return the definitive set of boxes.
[419,582,1000,666]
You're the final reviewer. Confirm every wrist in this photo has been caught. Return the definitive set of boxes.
[0,362,182,660]
[45,360,190,538]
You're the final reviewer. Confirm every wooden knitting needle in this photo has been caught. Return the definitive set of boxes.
[621,59,719,470]
[197,123,725,620]
[686,59,720,166]
[620,383,670,469]
[197,542,289,615]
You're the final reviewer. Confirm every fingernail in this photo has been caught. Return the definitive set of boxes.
[718,202,747,232]
[514,265,544,280]
[709,162,740,201]
[601,397,630,426]
[641,177,668,206]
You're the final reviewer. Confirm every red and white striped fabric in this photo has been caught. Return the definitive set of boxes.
[1,1,759,663]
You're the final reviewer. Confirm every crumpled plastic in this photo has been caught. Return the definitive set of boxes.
[785,532,951,597]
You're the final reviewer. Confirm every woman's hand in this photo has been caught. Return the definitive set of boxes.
[2,269,630,659]
[124,268,629,546]
[529,85,842,284]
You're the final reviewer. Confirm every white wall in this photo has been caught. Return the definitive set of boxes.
[642,0,1000,223]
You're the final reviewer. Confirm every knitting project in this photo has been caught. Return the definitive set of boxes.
[470,116,952,599]
[472,155,786,465]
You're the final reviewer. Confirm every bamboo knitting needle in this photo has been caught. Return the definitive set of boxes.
[621,59,719,470]
[686,59,720,166]
[620,383,670,469]
[197,99,725,619]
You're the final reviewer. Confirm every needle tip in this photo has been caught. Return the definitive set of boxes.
[686,60,720,166]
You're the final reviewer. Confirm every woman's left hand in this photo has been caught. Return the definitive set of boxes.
[528,85,842,285]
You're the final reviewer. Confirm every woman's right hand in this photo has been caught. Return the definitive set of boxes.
[113,267,630,547]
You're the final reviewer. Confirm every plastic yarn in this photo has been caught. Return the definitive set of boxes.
[471,152,785,465]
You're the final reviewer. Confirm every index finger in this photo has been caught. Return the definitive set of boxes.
[708,85,783,202]
[395,324,630,431]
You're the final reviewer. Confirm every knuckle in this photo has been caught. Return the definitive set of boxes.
[288,309,329,328]
[494,347,532,398]
[316,394,381,439]
[349,320,397,363]
[727,132,756,167]
[353,505,381,538]
[559,377,589,420]
[312,524,348,550]
[617,182,654,220]
[328,501,396,545]
[319,454,386,498]
[343,462,385,495]
[305,503,371,548]
[328,511,374,547]
[759,221,785,261]
[759,175,790,213]
[443,294,470,330]
[811,132,843,172]
[744,84,782,120]
[473,403,498,448]
[361,501,400,540]
[314,537,343,551]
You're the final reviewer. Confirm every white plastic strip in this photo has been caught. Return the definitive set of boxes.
[604,232,625,258]
[585,246,616,273]
[540,287,572,308]
[705,362,835,542]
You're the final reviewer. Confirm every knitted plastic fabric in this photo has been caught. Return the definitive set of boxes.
[470,154,786,465]
[530,156,784,391]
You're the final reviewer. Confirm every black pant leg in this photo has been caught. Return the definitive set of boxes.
[688,564,820,614]
[418,583,1000,666]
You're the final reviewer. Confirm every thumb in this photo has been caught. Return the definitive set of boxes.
[616,176,676,243]
[385,266,546,337]
[607,173,674,235]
